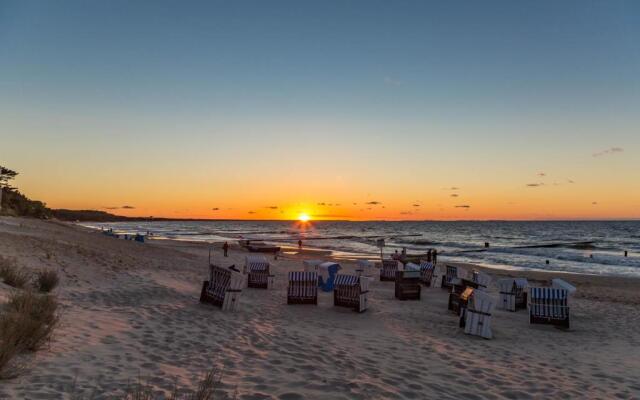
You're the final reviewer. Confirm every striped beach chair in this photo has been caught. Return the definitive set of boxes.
[472,270,491,291]
[529,287,571,329]
[334,274,369,312]
[245,255,272,289]
[199,264,244,311]
[462,289,495,339]
[442,265,458,289]
[497,278,528,311]
[380,259,401,282]
[419,261,435,286]
[287,271,318,305]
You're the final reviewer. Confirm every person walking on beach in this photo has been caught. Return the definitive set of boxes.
[298,239,303,249]
[432,249,438,264]
[223,241,229,257]
[401,247,407,257]
[426,249,432,263]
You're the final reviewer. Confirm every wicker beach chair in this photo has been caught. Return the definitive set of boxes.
[303,259,323,273]
[334,274,369,312]
[461,289,495,339]
[287,271,318,305]
[472,270,491,291]
[529,287,571,329]
[199,264,244,311]
[395,263,421,300]
[497,278,529,311]
[442,265,458,289]
[419,261,435,286]
[380,259,401,282]
[356,260,375,278]
[245,255,273,289]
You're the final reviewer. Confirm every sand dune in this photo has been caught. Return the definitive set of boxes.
[1,217,639,399]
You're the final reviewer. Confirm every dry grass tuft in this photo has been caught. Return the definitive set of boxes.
[0,291,60,378]
[2,290,60,352]
[35,269,60,293]
[0,256,30,289]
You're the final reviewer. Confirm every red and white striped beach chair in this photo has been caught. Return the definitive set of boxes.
[287,271,318,305]
[334,274,369,312]
[199,264,244,311]
[380,259,401,282]
[529,287,571,329]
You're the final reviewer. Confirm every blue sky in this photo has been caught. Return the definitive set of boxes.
[1,1,638,219]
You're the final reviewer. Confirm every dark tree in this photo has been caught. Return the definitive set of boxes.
[0,166,18,189]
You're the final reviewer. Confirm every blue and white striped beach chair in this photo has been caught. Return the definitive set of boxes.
[334,274,369,312]
[419,261,435,286]
[529,287,571,329]
[287,271,318,305]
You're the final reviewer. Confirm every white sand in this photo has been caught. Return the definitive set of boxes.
[1,216,639,399]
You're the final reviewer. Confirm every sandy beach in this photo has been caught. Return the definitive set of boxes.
[1,216,639,399]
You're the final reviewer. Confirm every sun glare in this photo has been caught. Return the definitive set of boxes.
[298,213,310,222]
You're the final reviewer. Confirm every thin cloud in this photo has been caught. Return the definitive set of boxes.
[412,204,420,207]
[537,172,546,177]
[317,202,326,206]
[366,201,382,205]
[567,179,575,184]
[450,194,459,197]
[383,76,402,86]
[455,205,471,209]
[400,211,413,215]
[104,205,135,210]
[248,211,256,214]
[265,206,278,210]
[592,201,598,205]
[526,183,544,187]
[444,187,460,191]
[211,207,219,211]
[593,147,624,157]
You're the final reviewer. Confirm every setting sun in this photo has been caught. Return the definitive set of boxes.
[298,213,310,222]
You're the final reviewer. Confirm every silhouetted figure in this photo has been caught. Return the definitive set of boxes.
[223,241,229,257]
[426,249,432,263]
[401,247,407,257]
[432,249,438,264]
[625,251,628,257]
[298,239,303,249]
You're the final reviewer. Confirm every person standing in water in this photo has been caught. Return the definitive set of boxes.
[223,241,229,257]
[298,239,303,249]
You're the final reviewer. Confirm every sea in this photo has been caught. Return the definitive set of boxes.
[82,220,640,277]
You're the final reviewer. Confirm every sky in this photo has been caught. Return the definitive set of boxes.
[1,0,639,220]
